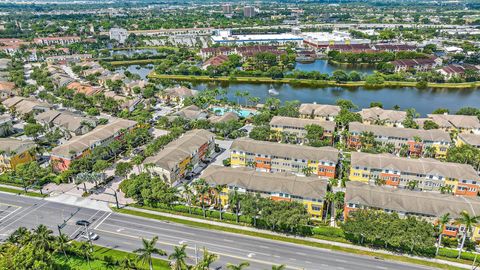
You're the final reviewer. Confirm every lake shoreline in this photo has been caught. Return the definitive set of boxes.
[148,73,480,90]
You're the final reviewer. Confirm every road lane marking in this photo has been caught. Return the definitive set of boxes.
[0,206,21,222]
[99,217,196,236]
[95,228,302,269]
[0,202,49,232]
[94,212,111,229]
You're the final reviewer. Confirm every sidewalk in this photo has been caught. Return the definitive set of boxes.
[126,206,471,270]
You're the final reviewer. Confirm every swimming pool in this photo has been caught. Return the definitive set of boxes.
[211,107,257,118]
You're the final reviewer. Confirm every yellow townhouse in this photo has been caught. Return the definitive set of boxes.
[345,181,480,242]
[0,138,36,172]
[349,152,480,197]
[201,165,329,220]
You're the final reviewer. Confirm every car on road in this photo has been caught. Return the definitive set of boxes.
[75,220,91,226]
[80,231,99,241]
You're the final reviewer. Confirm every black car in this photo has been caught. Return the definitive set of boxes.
[75,220,91,226]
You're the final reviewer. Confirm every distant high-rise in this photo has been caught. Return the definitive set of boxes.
[222,4,232,14]
[244,6,255,17]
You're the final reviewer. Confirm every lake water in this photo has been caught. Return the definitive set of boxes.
[192,81,480,116]
[294,59,375,75]
[111,49,159,57]
[114,65,153,80]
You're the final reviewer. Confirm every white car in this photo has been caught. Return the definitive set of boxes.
[80,231,99,241]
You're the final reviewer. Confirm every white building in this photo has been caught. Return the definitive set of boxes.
[211,30,303,46]
[109,28,129,44]
[301,31,370,47]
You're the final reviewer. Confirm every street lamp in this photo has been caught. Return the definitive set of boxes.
[179,240,198,264]
[105,187,120,209]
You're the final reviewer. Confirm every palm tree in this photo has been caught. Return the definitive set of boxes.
[436,213,450,256]
[406,180,418,191]
[271,265,286,270]
[103,256,118,269]
[194,248,218,270]
[229,190,242,223]
[194,179,210,218]
[328,178,338,190]
[301,166,314,177]
[32,224,54,251]
[134,236,167,270]
[214,184,227,220]
[182,183,193,215]
[56,233,70,258]
[168,244,188,270]
[440,185,453,194]
[234,90,242,106]
[227,262,250,270]
[324,192,336,226]
[119,256,137,270]
[79,241,93,270]
[456,211,479,259]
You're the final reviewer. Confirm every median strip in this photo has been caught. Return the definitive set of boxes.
[114,207,467,270]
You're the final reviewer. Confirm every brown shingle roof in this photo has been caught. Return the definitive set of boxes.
[269,116,335,131]
[359,107,407,123]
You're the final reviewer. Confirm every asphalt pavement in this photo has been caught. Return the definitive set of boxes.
[0,192,435,270]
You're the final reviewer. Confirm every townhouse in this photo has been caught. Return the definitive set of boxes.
[344,181,480,240]
[348,122,451,158]
[143,129,215,184]
[33,36,81,46]
[349,152,480,196]
[0,138,36,172]
[439,64,479,80]
[230,138,339,178]
[35,109,97,137]
[2,97,51,116]
[299,103,341,121]
[358,107,406,127]
[391,58,442,72]
[201,165,328,219]
[456,133,480,149]
[269,116,335,143]
[417,114,480,135]
[159,86,198,105]
[51,119,137,171]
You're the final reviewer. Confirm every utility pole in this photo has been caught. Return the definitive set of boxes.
[57,207,81,236]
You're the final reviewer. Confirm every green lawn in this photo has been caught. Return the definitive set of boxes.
[115,208,466,270]
[0,186,46,198]
[57,243,170,270]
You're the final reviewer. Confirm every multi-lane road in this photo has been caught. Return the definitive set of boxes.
[0,192,433,270]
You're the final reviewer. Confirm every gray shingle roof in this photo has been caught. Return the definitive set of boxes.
[351,152,479,181]
[299,103,341,117]
[269,116,335,131]
[359,107,407,122]
[349,122,451,143]
[51,118,137,158]
[231,138,339,163]
[201,165,328,200]
[346,181,480,218]
[0,138,35,155]
[144,129,215,171]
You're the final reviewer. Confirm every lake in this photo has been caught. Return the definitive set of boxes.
[294,59,375,75]
[192,81,480,115]
[114,64,153,80]
[111,48,159,57]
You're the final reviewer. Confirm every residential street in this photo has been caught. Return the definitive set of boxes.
[0,192,433,270]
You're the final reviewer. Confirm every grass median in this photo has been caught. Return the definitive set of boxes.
[148,73,480,89]
[0,186,46,198]
[57,242,170,270]
[114,207,466,270]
